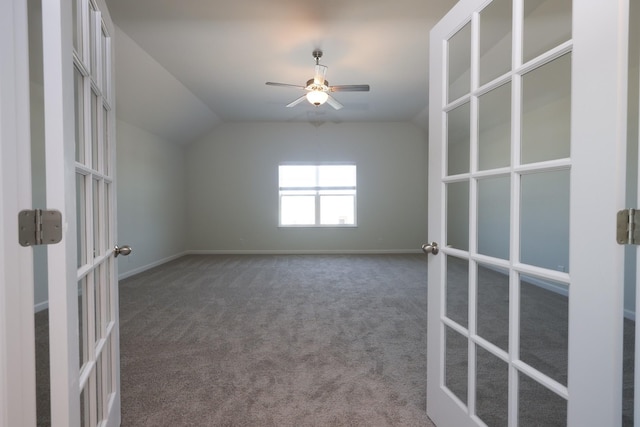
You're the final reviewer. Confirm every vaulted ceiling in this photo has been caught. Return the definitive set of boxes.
[105,0,456,143]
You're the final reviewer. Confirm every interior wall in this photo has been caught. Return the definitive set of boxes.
[116,120,187,278]
[185,122,428,253]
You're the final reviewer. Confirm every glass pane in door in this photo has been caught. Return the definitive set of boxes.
[448,22,472,102]
[447,102,471,175]
[519,371,567,425]
[478,82,511,171]
[479,0,512,86]
[447,181,470,251]
[477,176,510,260]
[476,345,508,427]
[521,53,571,164]
[520,170,570,271]
[446,326,468,404]
[446,256,469,327]
[477,264,509,351]
[76,173,87,268]
[520,274,569,385]
[523,0,572,63]
[74,66,85,163]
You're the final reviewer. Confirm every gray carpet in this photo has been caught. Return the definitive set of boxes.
[118,254,434,426]
[33,254,636,426]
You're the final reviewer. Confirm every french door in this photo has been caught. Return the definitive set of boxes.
[426,1,629,426]
[1,0,120,426]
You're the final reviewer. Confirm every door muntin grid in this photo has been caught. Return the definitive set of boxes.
[441,0,572,425]
[73,0,117,425]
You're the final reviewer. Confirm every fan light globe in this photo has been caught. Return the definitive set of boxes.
[306,90,329,106]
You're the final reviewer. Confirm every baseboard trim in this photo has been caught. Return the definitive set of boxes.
[186,249,422,255]
[34,301,48,313]
[118,252,189,280]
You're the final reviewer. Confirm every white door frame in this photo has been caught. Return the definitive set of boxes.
[427,0,630,425]
[42,0,82,424]
[0,0,36,426]
[568,0,629,424]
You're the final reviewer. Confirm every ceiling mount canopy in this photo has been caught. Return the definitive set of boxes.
[266,49,370,110]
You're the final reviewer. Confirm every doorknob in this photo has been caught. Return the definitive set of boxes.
[114,245,132,257]
[421,242,439,255]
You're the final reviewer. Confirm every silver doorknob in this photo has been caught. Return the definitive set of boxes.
[114,245,132,257]
[421,242,439,255]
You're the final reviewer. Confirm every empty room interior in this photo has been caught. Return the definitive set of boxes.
[17,0,640,426]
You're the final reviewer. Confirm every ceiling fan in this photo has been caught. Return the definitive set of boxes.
[266,49,370,110]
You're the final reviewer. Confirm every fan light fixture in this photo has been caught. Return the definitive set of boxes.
[306,90,328,106]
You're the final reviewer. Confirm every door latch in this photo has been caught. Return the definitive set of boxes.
[18,209,63,247]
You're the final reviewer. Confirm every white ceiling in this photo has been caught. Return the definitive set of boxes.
[105,0,457,143]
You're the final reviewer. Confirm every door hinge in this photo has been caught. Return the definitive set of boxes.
[617,208,640,245]
[18,209,63,247]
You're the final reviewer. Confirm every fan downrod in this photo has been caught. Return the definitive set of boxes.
[312,49,323,64]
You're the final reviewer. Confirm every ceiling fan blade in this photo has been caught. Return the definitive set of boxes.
[326,95,343,110]
[266,82,306,89]
[330,84,370,92]
[313,65,327,85]
[286,95,307,108]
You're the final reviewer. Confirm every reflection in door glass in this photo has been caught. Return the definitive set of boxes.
[519,372,567,425]
[76,173,87,268]
[447,181,470,251]
[448,22,472,102]
[479,0,512,86]
[520,170,569,271]
[520,274,568,385]
[445,326,468,405]
[78,277,88,369]
[476,345,508,427]
[477,176,510,260]
[74,67,85,163]
[477,264,509,351]
[521,54,571,164]
[447,102,470,176]
[523,0,572,64]
[478,83,511,171]
[93,178,100,258]
[446,256,469,328]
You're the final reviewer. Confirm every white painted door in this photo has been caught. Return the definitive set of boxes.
[426,1,629,426]
[43,0,120,425]
[0,1,36,426]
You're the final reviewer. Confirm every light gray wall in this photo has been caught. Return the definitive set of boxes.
[116,120,187,278]
[185,122,428,253]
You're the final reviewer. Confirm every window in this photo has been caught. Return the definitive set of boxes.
[279,164,357,227]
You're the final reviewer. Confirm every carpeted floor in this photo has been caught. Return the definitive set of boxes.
[34,254,636,426]
[118,254,434,426]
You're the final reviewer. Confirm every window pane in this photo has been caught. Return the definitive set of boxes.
[280,196,315,225]
[279,165,316,188]
[320,195,355,225]
[318,165,356,187]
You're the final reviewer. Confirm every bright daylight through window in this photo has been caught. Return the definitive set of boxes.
[279,164,356,227]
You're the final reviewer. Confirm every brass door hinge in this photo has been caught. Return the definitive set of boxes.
[617,208,640,245]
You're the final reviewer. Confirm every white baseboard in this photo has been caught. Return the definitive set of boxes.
[118,252,189,280]
[34,301,48,313]
[625,308,636,321]
[186,249,422,255]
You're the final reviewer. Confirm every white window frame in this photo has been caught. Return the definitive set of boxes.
[278,163,357,228]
